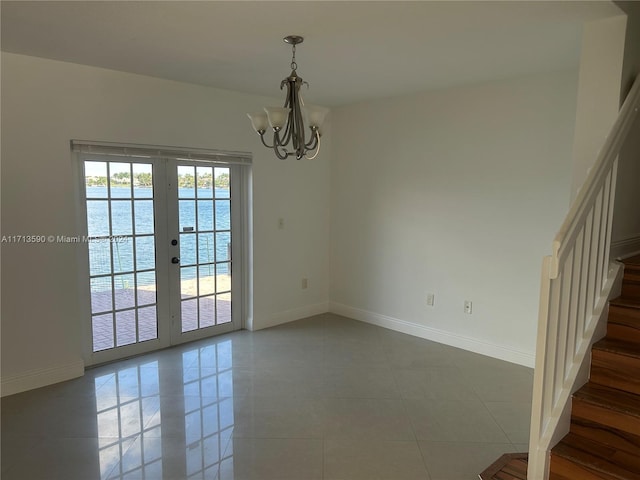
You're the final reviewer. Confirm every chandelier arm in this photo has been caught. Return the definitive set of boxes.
[304,128,319,150]
[273,145,289,160]
[305,133,321,160]
[271,129,291,159]
[259,132,275,149]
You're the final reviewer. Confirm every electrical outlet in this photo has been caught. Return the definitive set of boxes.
[464,300,472,314]
[426,293,435,306]
[301,278,308,289]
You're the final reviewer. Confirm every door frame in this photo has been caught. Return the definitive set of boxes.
[72,141,252,366]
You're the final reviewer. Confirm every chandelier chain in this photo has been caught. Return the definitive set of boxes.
[290,44,297,71]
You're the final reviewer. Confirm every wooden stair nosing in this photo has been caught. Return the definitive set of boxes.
[610,297,640,310]
[574,383,640,417]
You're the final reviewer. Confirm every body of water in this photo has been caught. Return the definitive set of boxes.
[86,186,231,288]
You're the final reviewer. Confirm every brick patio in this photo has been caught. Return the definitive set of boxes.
[91,288,231,351]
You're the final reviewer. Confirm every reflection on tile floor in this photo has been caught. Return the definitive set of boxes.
[1,313,533,480]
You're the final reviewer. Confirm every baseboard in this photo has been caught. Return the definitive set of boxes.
[1,359,85,397]
[330,302,535,368]
[253,301,330,331]
[611,234,640,260]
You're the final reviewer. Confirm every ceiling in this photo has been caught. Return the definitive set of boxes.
[1,1,623,107]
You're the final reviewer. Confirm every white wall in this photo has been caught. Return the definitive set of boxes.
[0,53,331,394]
[329,71,578,366]
[612,1,640,256]
[570,15,627,202]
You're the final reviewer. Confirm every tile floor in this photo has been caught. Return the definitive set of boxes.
[1,313,533,480]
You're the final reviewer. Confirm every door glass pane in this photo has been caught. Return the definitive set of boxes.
[180,234,197,266]
[182,299,198,332]
[179,200,196,232]
[86,162,108,198]
[197,200,213,230]
[178,166,196,198]
[111,202,133,236]
[114,274,135,310]
[198,233,215,264]
[116,310,136,347]
[181,266,197,298]
[136,271,156,306]
[215,200,230,231]
[217,293,231,325]
[113,239,134,274]
[215,232,231,262]
[197,166,214,199]
[138,306,157,342]
[214,168,230,198]
[87,201,110,237]
[110,163,132,198]
[91,277,113,313]
[89,240,112,276]
[92,313,114,351]
[199,297,215,328]
[134,200,154,235]
[132,164,153,198]
[199,267,215,296]
[216,264,231,293]
[135,237,155,271]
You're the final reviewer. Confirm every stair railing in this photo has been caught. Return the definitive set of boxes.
[527,75,640,480]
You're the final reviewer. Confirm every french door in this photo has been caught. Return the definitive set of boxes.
[76,145,248,365]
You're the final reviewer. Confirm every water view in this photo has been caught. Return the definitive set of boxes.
[86,186,231,287]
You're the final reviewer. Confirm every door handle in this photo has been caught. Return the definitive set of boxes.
[171,257,180,264]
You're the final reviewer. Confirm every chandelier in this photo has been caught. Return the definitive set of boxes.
[247,35,327,160]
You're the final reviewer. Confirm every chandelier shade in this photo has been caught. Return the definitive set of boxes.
[247,35,327,160]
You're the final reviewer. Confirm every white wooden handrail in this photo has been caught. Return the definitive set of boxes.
[528,75,640,479]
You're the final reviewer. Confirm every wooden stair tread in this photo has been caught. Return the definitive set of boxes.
[575,383,640,418]
[593,338,640,359]
[571,418,640,457]
[623,255,640,266]
[611,297,640,309]
[552,432,640,479]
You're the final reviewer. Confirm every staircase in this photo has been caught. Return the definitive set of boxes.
[549,255,640,480]
[480,255,640,480]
